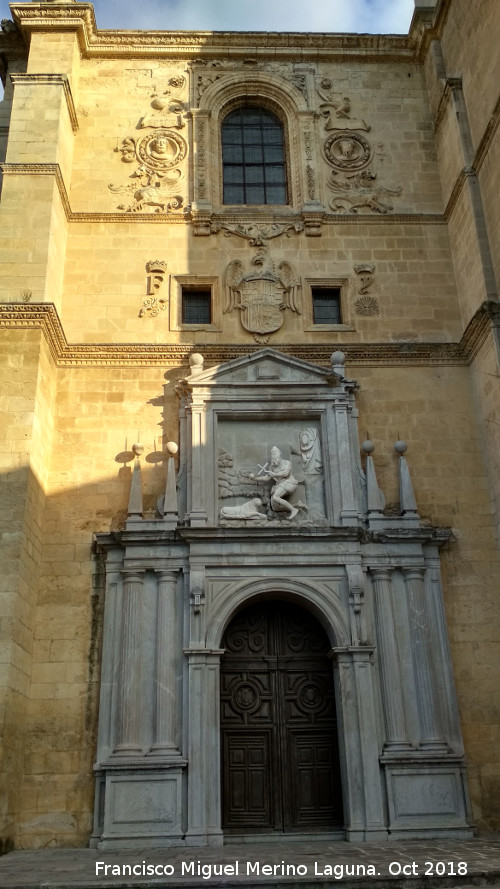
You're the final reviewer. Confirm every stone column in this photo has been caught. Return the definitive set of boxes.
[115,570,144,753]
[404,567,448,751]
[151,570,180,754]
[371,568,411,751]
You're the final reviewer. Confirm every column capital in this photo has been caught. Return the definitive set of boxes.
[155,568,180,580]
[369,565,394,581]
[121,568,146,582]
[402,565,425,581]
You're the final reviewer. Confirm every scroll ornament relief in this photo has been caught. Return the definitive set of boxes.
[224,250,301,344]
[108,77,188,213]
[219,429,326,526]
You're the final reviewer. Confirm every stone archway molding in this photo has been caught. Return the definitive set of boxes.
[206,575,350,651]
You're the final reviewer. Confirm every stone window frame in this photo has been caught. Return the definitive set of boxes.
[194,72,311,213]
[303,278,354,331]
[219,99,291,208]
[169,275,221,331]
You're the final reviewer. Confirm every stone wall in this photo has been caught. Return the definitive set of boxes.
[0,0,499,847]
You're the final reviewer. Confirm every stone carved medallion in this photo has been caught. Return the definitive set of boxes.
[136,130,188,172]
[322,132,372,170]
[224,251,300,344]
[110,131,187,213]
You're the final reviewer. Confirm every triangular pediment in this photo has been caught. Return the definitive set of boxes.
[186,348,336,388]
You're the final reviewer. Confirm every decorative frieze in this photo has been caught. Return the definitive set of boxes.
[4,302,495,367]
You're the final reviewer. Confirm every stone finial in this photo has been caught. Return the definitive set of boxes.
[127,444,144,519]
[394,439,419,517]
[362,440,385,516]
[330,350,345,378]
[163,441,179,529]
[189,353,204,377]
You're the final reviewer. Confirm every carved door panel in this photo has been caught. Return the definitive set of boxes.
[221,601,343,833]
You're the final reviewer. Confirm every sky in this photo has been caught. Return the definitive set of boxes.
[1,0,415,34]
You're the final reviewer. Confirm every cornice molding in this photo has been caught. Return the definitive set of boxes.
[0,162,72,215]
[10,4,414,62]
[0,301,497,369]
[10,72,79,132]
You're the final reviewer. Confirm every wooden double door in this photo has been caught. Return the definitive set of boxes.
[221,600,343,833]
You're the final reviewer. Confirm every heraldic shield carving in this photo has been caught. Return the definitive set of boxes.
[224,250,301,343]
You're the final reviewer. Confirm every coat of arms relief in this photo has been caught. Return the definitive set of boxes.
[108,75,189,213]
[224,250,301,344]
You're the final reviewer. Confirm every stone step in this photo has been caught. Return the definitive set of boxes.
[1,838,500,889]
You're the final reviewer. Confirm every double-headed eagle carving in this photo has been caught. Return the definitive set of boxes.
[224,251,301,344]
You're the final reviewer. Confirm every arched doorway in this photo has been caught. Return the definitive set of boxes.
[220,600,343,834]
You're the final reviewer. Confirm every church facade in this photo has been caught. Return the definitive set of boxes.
[0,0,499,850]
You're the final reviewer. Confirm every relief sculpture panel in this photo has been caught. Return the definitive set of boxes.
[218,420,327,526]
[108,76,189,213]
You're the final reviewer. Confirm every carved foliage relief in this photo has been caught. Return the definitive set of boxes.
[109,75,189,213]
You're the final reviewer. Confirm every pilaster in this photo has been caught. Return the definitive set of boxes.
[371,567,412,752]
[115,570,145,754]
[151,570,181,755]
[404,567,448,752]
[332,647,387,841]
[185,649,224,846]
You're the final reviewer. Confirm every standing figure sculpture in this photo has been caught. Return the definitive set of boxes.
[253,446,298,519]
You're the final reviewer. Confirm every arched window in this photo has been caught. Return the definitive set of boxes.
[221,106,287,205]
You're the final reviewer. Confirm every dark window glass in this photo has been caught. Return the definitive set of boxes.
[182,289,211,325]
[312,288,342,324]
[222,107,287,205]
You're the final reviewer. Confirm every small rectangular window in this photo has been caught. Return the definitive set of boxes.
[312,287,342,325]
[182,288,212,325]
